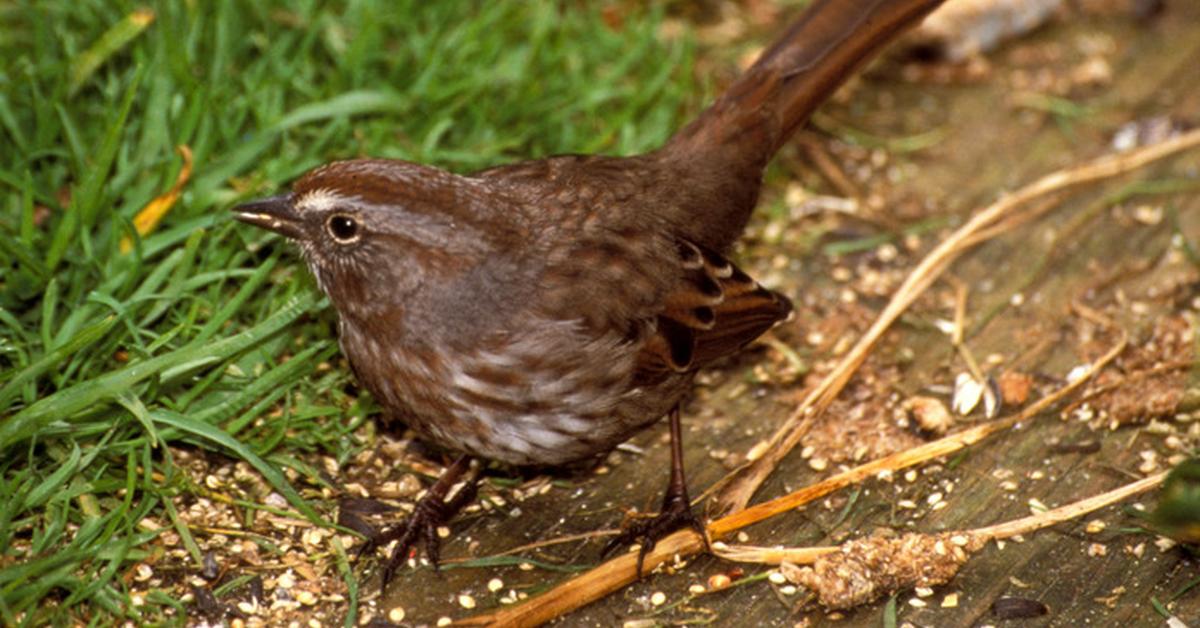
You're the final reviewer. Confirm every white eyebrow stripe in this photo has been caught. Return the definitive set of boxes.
[295,188,348,213]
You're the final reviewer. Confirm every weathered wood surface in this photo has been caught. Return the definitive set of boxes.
[381,5,1200,626]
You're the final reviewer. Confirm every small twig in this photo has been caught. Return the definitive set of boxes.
[948,277,987,385]
[973,469,1167,541]
[951,277,967,347]
[794,132,867,206]
[446,530,617,563]
[711,542,836,565]
[713,468,1168,566]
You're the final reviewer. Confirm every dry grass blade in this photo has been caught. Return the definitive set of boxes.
[972,469,1168,541]
[705,467,1167,567]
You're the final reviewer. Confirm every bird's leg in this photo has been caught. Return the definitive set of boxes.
[602,406,709,576]
[370,454,477,587]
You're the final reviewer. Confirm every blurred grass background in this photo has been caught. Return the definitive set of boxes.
[0,1,707,623]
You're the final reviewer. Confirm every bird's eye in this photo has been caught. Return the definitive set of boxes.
[326,214,360,242]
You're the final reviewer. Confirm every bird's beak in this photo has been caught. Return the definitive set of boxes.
[232,194,304,239]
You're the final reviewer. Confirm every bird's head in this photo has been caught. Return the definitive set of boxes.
[233,159,519,321]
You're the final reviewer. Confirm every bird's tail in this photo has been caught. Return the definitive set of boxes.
[658,0,942,250]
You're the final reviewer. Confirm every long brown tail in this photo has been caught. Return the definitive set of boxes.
[659,0,944,249]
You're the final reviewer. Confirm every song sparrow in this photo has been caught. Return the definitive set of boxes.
[234,0,944,583]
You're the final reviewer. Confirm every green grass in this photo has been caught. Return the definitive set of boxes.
[0,2,700,624]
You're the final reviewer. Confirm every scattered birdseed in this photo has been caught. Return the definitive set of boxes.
[277,572,296,589]
[708,574,732,590]
[650,591,667,606]
[809,457,829,471]
[488,578,504,592]
[459,594,476,609]
[952,373,984,415]
[437,617,453,627]
[388,607,405,623]
[437,526,451,539]
[908,597,927,608]
[1027,497,1048,513]
[519,562,534,571]
[998,371,1032,405]
[1086,520,1106,534]
[302,528,326,547]
[295,590,317,606]
[135,564,153,582]
[768,571,787,585]
[780,585,797,596]
[915,586,934,598]
[688,584,706,595]
[1088,543,1108,557]
[130,593,145,607]
[737,531,750,543]
[942,592,959,608]
[906,396,953,434]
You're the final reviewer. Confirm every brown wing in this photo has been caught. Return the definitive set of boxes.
[636,240,792,382]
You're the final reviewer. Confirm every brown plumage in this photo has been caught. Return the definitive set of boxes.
[234,0,944,584]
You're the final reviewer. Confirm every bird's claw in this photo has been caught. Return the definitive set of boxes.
[601,491,708,577]
[371,473,479,588]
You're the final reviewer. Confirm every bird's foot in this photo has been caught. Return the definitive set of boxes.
[364,473,477,588]
[601,490,708,577]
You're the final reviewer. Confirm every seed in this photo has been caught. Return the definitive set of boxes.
[707,574,732,590]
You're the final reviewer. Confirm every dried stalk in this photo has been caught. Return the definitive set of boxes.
[712,468,1167,566]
